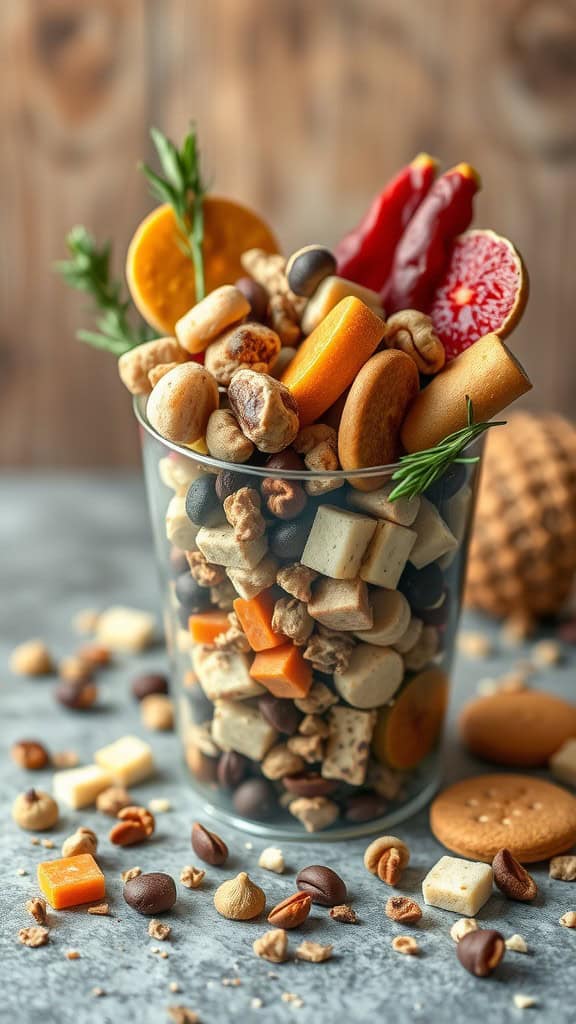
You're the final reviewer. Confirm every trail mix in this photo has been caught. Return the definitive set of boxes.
[56,128,532,831]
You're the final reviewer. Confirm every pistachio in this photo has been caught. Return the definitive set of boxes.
[213,872,266,920]
[12,789,59,831]
[61,827,98,859]
[363,835,410,886]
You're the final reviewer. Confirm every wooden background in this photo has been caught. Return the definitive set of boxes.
[2,0,575,467]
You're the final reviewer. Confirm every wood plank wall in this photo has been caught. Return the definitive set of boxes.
[1,0,575,466]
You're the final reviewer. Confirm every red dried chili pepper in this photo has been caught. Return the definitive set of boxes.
[383,163,480,314]
[335,153,438,293]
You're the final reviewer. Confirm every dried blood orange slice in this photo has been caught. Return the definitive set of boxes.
[427,229,528,362]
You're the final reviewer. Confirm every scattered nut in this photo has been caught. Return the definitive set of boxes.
[531,639,562,666]
[457,929,505,977]
[141,694,174,731]
[54,679,98,710]
[392,935,420,956]
[267,892,312,929]
[118,337,187,396]
[276,563,318,603]
[493,848,538,901]
[11,740,50,770]
[66,950,81,960]
[258,847,285,874]
[12,789,59,831]
[62,827,98,858]
[180,866,206,889]
[383,310,445,375]
[261,478,307,520]
[549,855,576,881]
[109,806,155,846]
[205,409,255,463]
[385,896,422,924]
[167,1008,200,1024]
[10,640,54,676]
[288,796,339,833]
[58,655,93,684]
[228,369,300,454]
[272,598,314,647]
[214,872,266,920]
[505,934,528,953]
[296,940,333,963]
[330,904,358,924]
[148,919,171,941]
[26,897,47,925]
[87,903,110,916]
[450,918,478,943]
[205,322,281,385]
[191,822,228,866]
[253,928,288,963]
[51,750,80,769]
[363,836,410,886]
[223,487,266,542]
[96,786,132,816]
[513,995,537,1010]
[18,926,49,947]
[121,867,142,882]
[148,798,171,814]
[76,643,112,668]
[559,911,576,928]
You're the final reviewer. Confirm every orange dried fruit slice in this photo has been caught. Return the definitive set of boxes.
[372,667,449,770]
[428,228,528,362]
[126,198,279,335]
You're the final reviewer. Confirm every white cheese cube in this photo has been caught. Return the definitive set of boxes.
[360,520,416,588]
[549,738,576,787]
[349,482,421,526]
[334,642,404,708]
[354,588,411,646]
[409,498,458,569]
[226,555,279,600]
[96,606,156,652]
[301,506,376,580]
[165,494,200,550]
[53,764,113,809]
[196,524,267,569]
[308,577,372,631]
[192,647,264,701]
[211,701,277,761]
[94,735,155,786]
[422,856,494,916]
[322,705,377,786]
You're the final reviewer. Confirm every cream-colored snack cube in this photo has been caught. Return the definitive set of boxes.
[302,276,384,335]
[53,764,113,809]
[438,485,471,569]
[348,482,421,527]
[94,735,155,786]
[192,647,264,701]
[322,706,377,785]
[211,701,277,761]
[549,738,576,787]
[301,506,376,580]
[360,520,416,589]
[175,285,250,354]
[422,856,494,916]
[226,555,279,600]
[409,498,458,569]
[159,454,204,494]
[165,494,200,550]
[393,616,423,654]
[334,643,404,708]
[96,606,156,653]
[308,577,372,631]
[196,524,267,570]
[354,589,411,646]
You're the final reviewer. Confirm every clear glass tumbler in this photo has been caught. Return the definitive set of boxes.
[135,395,481,840]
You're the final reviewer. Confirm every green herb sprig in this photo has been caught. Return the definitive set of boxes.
[140,126,207,300]
[388,398,505,501]
[54,226,154,355]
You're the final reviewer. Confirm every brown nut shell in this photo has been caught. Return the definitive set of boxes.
[267,891,312,929]
[492,848,538,901]
[191,821,228,866]
[456,928,505,977]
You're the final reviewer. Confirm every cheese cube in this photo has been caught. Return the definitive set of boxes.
[94,735,154,786]
[308,577,373,631]
[348,482,421,526]
[409,498,458,569]
[334,643,404,708]
[422,856,494,916]
[53,764,113,809]
[301,506,376,579]
[549,738,576,787]
[211,701,277,761]
[322,706,377,786]
[165,494,200,550]
[192,647,264,701]
[96,606,156,653]
[196,524,267,569]
[360,520,416,588]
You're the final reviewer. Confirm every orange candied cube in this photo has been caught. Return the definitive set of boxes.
[38,853,105,910]
[250,643,312,699]
[189,610,230,645]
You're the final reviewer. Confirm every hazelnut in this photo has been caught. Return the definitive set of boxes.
[11,740,50,771]
[12,789,59,831]
[55,680,98,710]
[205,409,254,463]
[146,363,219,445]
[213,872,266,920]
[62,827,98,858]
[140,694,174,731]
[228,370,300,453]
[10,640,54,677]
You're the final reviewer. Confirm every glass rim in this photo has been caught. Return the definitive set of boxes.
[133,394,480,482]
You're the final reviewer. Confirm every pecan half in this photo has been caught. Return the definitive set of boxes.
[109,806,155,846]
[363,836,410,886]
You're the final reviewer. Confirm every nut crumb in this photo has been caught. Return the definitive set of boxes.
[167,1008,200,1024]
[251,998,263,1009]
[180,865,205,889]
[30,837,40,846]
[159,950,169,959]
[385,896,422,924]
[549,856,576,881]
[149,919,172,941]
[513,994,537,1010]
[253,928,288,964]
[121,866,142,882]
[329,904,358,924]
[281,992,304,1008]
[169,982,181,993]
[52,750,80,769]
[295,940,333,963]
[559,911,576,928]
[148,798,172,813]
[66,950,81,960]
[18,926,48,947]
[87,903,110,916]
[221,977,242,987]
[450,918,478,943]
[91,988,105,998]
[26,897,47,925]
[457,631,492,658]
[41,839,55,849]
[258,847,285,874]
[17,868,28,876]
[392,935,420,956]
[506,933,528,953]
[244,841,253,851]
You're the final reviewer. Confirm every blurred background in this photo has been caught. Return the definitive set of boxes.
[1,0,575,468]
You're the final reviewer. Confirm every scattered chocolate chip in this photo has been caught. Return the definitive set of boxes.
[54,680,98,710]
[215,470,252,503]
[131,673,169,702]
[174,572,211,612]
[457,928,505,977]
[344,792,388,823]
[217,751,249,789]
[233,779,277,820]
[258,694,302,735]
[191,822,228,866]
[282,772,338,798]
[286,245,337,298]
[234,277,269,322]
[399,562,445,611]
[492,848,538,901]
[296,865,347,907]
[123,872,177,916]
[185,477,223,527]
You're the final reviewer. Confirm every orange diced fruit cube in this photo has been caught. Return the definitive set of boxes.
[38,853,105,910]
[233,591,284,651]
[250,643,313,699]
[189,611,230,645]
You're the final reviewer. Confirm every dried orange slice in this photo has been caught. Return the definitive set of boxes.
[126,198,279,335]
[372,668,449,770]
[428,229,528,362]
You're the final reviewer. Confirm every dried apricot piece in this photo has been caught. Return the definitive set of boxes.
[372,668,448,770]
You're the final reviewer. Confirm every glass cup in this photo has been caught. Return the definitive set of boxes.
[135,395,481,839]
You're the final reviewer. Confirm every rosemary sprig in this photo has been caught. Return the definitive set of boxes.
[54,226,153,355]
[140,125,207,300]
[388,397,505,501]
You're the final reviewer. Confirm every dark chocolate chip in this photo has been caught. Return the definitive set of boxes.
[286,245,337,298]
[215,469,253,503]
[269,519,311,560]
[191,822,228,865]
[343,792,387,823]
[399,562,445,611]
[131,672,169,702]
[282,772,338,798]
[234,276,269,322]
[265,448,306,473]
[174,571,211,612]
[169,547,189,577]
[258,694,302,735]
[54,680,98,710]
[456,929,505,977]
[217,751,249,789]
[232,778,277,820]
[123,872,177,916]
[419,588,451,627]
[296,864,347,907]
[185,476,223,527]
[425,462,467,504]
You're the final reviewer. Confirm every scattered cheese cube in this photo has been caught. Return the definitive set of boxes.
[165,494,200,549]
[38,853,105,909]
[53,764,113,809]
[348,482,421,526]
[301,506,376,580]
[308,577,373,631]
[196,524,267,570]
[192,647,264,701]
[549,738,576,788]
[422,856,493,916]
[94,735,154,786]
[96,606,156,653]
[360,520,416,588]
[211,701,277,761]
[334,642,404,708]
[322,705,377,785]
[409,498,458,569]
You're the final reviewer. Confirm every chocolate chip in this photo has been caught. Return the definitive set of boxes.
[425,461,467,504]
[344,792,387,823]
[286,245,337,298]
[185,476,223,527]
[215,469,253,503]
[419,588,451,627]
[456,929,505,977]
[265,448,306,473]
[258,694,302,735]
[232,779,277,820]
[492,848,538,902]
[174,572,211,612]
[269,519,311,560]
[131,673,169,702]
[234,277,269,322]
[54,680,97,710]
[296,865,347,907]
[191,822,228,866]
[123,872,177,916]
[169,547,189,576]
[217,751,249,789]
[282,772,338,798]
[399,562,445,611]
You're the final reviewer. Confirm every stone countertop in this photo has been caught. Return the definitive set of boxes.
[1,473,575,1024]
